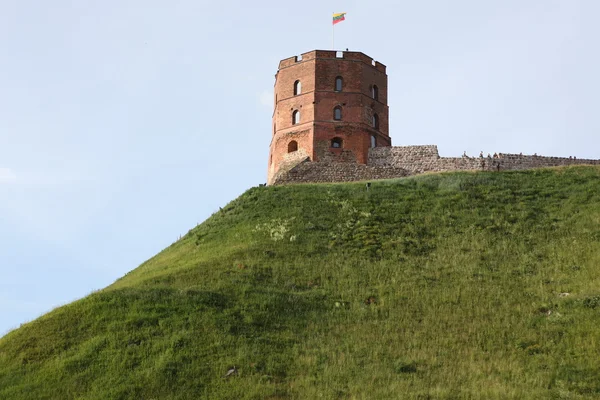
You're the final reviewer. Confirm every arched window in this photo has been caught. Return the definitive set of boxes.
[293,80,301,96]
[333,106,342,121]
[292,110,300,125]
[370,135,377,148]
[371,85,379,101]
[288,140,298,153]
[372,113,379,130]
[335,76,343,92]
[331,137,343,148]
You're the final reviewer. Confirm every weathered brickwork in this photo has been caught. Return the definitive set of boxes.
[268,150,310,185]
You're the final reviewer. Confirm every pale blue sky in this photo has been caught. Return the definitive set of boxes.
[1,0,599,335]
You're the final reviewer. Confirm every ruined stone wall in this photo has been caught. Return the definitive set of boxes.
[268,149,310,185]
[273,160,408,185]
[480,153,600,171]
[368,146,441,173]
[270,145,600,185]
[369,146,600,174]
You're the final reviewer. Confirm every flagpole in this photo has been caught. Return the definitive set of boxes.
[332,12,335,49]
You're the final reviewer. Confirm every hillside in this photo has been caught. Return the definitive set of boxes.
[2,167,600,399]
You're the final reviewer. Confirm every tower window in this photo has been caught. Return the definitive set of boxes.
[331,137,343,148]
[371,135,377,148]
[293,80,301,96]
[335,76,343,92]
[333,106,342,121]
[292,110,300,125]
[371,85,379,101]
[288,140,298,153]
[372,113,379,130]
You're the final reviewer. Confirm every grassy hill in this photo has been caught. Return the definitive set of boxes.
[2,167,600,399]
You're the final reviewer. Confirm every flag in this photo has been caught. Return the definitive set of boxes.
[333,12,346,25]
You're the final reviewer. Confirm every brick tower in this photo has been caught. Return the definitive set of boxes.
[267,50,391,184]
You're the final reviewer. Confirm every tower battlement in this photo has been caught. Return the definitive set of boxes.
[278,50,386,73]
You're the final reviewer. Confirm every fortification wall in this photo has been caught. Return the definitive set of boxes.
[369,146,600,173]
[483,153,600,171]
[273,159,408,185]
[270,145,600,185]
[368,146,440,173]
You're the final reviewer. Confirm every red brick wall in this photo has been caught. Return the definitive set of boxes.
[269,57,316,183]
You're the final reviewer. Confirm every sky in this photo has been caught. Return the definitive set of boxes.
[1,0,599,335]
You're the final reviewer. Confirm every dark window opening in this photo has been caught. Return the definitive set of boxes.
[371,85,379,101]
[288,140,298,153]
[370,135,376,148]
[333,106,342,121]
[292,110,300,125]
[331,137,343,148]
[372,113,379,130]
[335,76,343,92]
[293,80,301,95]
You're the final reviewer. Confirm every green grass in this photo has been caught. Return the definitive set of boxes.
[2,166,600,399]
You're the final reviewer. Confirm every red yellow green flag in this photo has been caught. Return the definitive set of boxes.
[333,12,346,25]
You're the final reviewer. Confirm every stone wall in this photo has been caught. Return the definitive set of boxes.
[268,149,310,185]
[481,153,600,171]
[270,144,600,185]
[369,146,600,174]
[273,159,408,185]
[369,146,441,173]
